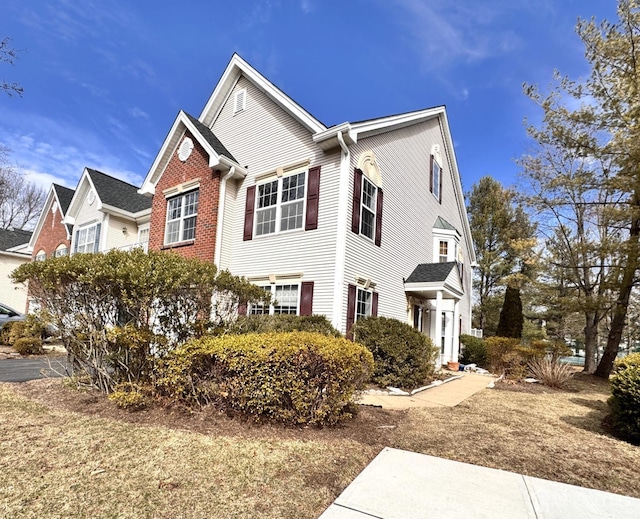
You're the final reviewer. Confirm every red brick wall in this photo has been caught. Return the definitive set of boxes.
[32,202,71,259]
[148,131,221,262]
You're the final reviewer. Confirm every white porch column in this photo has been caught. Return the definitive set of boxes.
[453,299,460,362]
[434,290,443,365]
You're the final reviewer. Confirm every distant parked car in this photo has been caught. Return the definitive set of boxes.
[0,303,25,330]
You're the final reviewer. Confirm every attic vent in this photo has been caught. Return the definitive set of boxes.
[178,137,194,162]
[234,89,246,114]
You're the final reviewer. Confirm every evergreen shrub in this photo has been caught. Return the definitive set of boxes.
[228,314,340,337]
[158,331,374,426]
[459,334,487,366]
[12,337,44,355]
[351,316,438,389]
[608,353,640,444]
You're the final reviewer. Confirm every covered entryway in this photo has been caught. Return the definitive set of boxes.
[404,262,464,366]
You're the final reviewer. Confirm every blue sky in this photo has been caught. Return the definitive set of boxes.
[1,0,618,196]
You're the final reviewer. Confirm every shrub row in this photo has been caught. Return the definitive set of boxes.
[0,316,47,355]
[608,353,640,444]
[227,314,340,337]
[158,331,374,426]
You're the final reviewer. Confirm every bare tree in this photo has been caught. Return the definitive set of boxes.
[0,146,45,230]
[1,37,23,97]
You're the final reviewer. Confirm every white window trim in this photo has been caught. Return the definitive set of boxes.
[254,168,308,238]
[35,250,46,261]
[249,282,301,315]
[164,189,199,245]
[433,231,459,264]
[359,176,377,242]
[234,88,246,114]
[54,244,68,258]
[355,286,373,322]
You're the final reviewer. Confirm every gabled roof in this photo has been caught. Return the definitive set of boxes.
[53,184,75,214]
[406,262,458,284]
[433,216,460,234]
[199,53,326,133]
[86,168,152,214]
[139,110,247,195]
[66,168,152,224]
[0,228,32,252]
[28,183,76,249]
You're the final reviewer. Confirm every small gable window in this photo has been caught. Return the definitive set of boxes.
[439,241,449,263]
[165,190,199,245]
[54,244,68,257]
[234,89,246,114]
[35,250,46,262]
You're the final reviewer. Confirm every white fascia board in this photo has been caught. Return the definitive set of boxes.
[351,106,444,139]
[199,54,326,134]
[438,110,476,264]
[100,204,151,222]
[404,281,463,299]
[64,168,95,222]
[28,187,56,248]
[0,250,30,259]
[312,123,357,150]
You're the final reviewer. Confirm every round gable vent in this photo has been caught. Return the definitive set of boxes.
[178,137,194,162]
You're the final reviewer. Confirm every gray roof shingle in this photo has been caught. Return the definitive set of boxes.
[405,262,457,284]
[52,184,75,214]
[86,169,152,214]
[183,112,238,164]
[0,228,32,252]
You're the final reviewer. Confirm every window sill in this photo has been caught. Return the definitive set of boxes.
[161,240,195,250]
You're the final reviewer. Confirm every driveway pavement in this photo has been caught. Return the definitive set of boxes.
[0,357,69,382]
[320,448,640,518]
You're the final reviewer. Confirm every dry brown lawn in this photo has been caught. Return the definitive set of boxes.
[1,373,638,518]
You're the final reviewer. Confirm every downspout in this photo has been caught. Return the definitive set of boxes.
[214,166,235,268]
[332,132,350,331]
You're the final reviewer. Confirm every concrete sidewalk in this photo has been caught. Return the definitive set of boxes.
[358,372,496,409]
[320,448,640,518]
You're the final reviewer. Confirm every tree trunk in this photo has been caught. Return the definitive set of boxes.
[583,311,598,373]
[594,210,640,378]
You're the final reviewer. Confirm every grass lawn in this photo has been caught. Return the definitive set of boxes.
[1,373,638,518]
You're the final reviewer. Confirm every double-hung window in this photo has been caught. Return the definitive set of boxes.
[360,177,376,240]
[249,284,300,315]
[255,171,306,236]
[356,287,373,321]
[439,241,449,263]
[165,190,199,244]
[75,223,101,254]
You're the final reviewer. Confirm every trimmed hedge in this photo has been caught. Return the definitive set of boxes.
[227,314,341,337]
[13,337,44,355]
[158,331,374,426]
[459,334,487,367]
[351,316,438,389]
[608,353,640,444]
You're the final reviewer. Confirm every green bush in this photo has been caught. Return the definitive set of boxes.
[0,321,21,345]
[608,354,640,444]
[351,316,438,389]
[12,337,44,355]
[459,334,487,366]
[158,331,374,426]
[485,337,545,379]
[108,382,147,410]
[6,321,27,346]
[228,314,341,337]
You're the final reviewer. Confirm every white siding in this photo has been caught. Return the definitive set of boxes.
[212,76,341,319]
[344,118,473,335]
[105,214,140,251]
[0,253,30,312]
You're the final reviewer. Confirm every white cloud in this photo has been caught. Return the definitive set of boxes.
[129,107,149,120]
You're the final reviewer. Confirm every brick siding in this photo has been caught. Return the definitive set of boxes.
[31,201,71,259]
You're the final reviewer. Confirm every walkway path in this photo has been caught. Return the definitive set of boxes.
[358,371,496,409]
[320,448,640,518]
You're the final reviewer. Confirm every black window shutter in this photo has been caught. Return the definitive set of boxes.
[243,186,256,241]
[375,188,383,247]
[351,169,363,234]
[439,164,443,203]
[74,230,79,254]
[300,281,314,315]
[429,155,434,193]
[305,166,321,231]
[346,283,357,339]
[372,291,379,317]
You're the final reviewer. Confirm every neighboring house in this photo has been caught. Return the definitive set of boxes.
[63,168,152,254]
[139,54,476,364]
[29,183,75,261]
[0,228,32,312]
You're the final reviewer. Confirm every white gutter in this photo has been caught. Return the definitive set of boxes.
[332,131,351,332]
[214,166,236,268]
